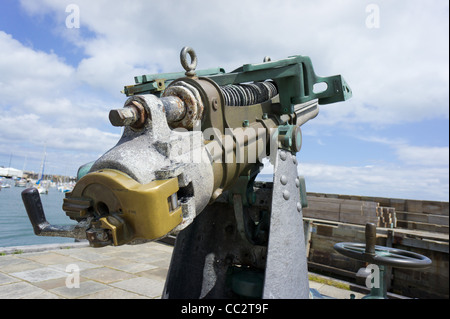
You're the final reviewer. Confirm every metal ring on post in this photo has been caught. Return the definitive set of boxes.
[333,242,432,269]
[334,222,432,269]
[180,47,197,77]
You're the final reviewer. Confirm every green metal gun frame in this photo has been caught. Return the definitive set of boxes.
[125,54,352,114]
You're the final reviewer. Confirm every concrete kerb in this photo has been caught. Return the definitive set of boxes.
[0,241,90,255]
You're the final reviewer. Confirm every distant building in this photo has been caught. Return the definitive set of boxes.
[0,167,23,178]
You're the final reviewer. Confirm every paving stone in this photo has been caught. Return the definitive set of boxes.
[136,267,169,281]
[57,249,115,262]
[0,242,367,299]
[81,267,137,284]
[50,280,110,298]
[0,272,20,285]
[10,266,68,282]
[147,257,171,268]
[33,276,88,290]
[48,261,102,272]
[151,243,174,253]
[0,282,47,299]
[95,258,158,274]
[103,250,149,261]
[27,290,63,299]
[0,255,20,267]
[20,252,80,265]
[80,287,149,299]
[111,277,165,298]
[0,256,43,273]
[131,251,172,264]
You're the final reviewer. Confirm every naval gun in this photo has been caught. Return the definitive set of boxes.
[22,47,352,298]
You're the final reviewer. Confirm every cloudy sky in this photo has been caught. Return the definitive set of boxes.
[0,0,448,201]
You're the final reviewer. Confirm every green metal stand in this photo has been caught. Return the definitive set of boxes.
[362,265,387,299]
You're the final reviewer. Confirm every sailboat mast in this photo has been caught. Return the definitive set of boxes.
[38,145,47,182]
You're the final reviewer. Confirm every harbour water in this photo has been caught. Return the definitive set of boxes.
[0,184,77,247]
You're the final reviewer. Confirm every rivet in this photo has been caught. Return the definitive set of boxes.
[280,175,288,185]
[280,151,287,161]
[295,177,300,188]
[211,98,218,111]
[283,190,290,200]
[297,202,302,212]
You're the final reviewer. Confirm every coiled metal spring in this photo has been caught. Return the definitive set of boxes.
[220,81,278,106]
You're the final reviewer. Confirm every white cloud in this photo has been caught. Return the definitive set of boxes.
[17,0,449,126]
[298,162,449,201]
[395,145,449,167]
[0,31,75,103]
[355,135,449,167]
[259,160,448,201]
[0,30,121,174]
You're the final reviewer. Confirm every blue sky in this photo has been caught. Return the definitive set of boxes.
[0,0,448,201]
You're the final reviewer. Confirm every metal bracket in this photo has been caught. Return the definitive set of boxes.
[208,55,352,114]
[263,149,310,298]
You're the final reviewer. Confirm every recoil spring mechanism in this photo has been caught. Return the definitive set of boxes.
[220,81,278,106]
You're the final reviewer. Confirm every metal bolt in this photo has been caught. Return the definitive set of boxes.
[109,107,138,127]
[109,100,147,129]
[283,190,290,200]
[280,175,288,185]
[292,126,302,153]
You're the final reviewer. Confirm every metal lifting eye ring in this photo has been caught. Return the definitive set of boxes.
[180,47,197,76]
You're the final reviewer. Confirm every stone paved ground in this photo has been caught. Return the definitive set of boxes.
[0,241,364,299]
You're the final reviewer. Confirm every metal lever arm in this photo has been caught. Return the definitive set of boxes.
[21,188,88,239]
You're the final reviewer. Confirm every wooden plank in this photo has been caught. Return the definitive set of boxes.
[306,197,341,211]
[302,209,340,222]
[422,201,449,216]
[396,211,449,226]
[389,198,406,211]
[393,235,449,253]
[304,197,341,222]
[306,196,382,226]
[396,211,429,223]
[405,200,423,213]
[396,220,449,234]
[392,227,449,242]
[307,193,448,214]
[339,201,379,225]
[428,215,449,226]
